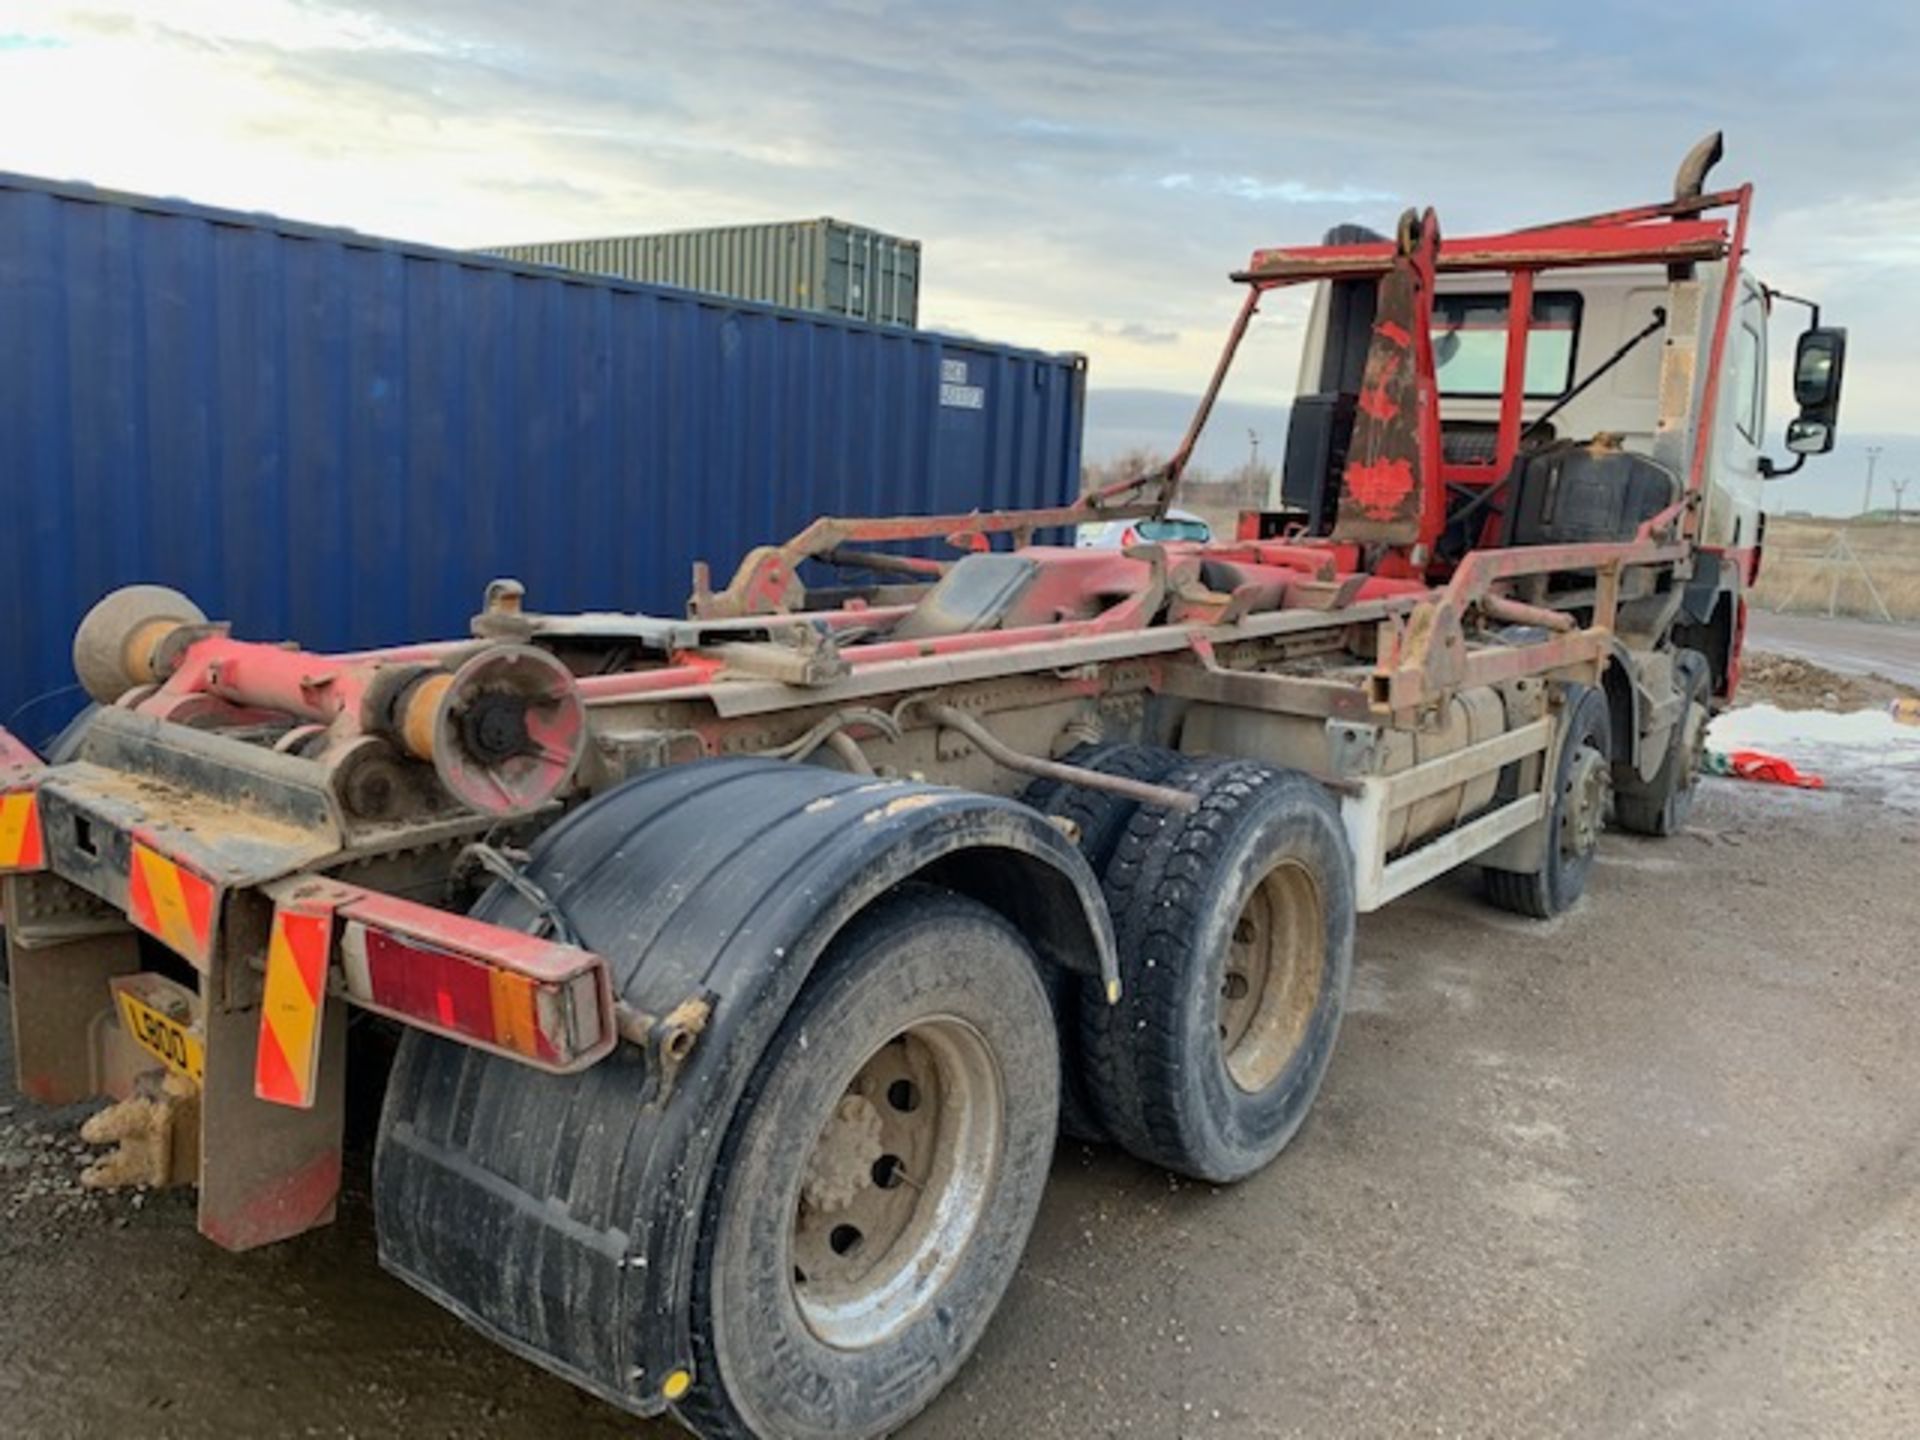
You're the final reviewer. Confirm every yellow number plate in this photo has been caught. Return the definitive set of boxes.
[115,988,206,1085]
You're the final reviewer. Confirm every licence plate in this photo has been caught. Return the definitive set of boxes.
[112,978,206,1085]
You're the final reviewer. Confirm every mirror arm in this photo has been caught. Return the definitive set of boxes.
[1759,452,1807,481]
[1762,286,1821,328]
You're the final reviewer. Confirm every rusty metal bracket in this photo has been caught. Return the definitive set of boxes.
[708,627,851,687]
[1478,593,1577,634]
[689,485,1176,620]
[617,993,715,1107]
[919,702,1199,813]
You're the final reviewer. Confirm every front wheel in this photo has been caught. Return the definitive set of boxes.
[1614,649,1710,837]
[1483,684,1612,918]
[680,885,1058,1440]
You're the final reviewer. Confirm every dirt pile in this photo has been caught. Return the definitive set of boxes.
[1739,650,1920,712]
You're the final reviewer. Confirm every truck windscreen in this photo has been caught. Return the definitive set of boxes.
[1432,291,1582,398]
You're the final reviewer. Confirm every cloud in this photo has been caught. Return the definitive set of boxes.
[1091,321,1181,347]
[1157,172,1396,206]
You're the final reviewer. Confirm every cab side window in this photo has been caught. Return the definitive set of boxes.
[1728,317,1764,443]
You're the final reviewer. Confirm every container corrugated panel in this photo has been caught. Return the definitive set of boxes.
[0,175,1080,742]
[486,218,920,327]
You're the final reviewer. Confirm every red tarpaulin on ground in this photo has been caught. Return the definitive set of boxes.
[1716,749,1828,789]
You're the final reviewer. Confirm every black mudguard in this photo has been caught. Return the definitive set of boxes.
[373,759,1116,1416]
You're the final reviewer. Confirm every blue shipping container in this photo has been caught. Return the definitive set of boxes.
[0,173,1085,743]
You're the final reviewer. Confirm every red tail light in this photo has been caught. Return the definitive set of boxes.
[337,914,613,1071]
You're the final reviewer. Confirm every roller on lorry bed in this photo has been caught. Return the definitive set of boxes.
[0,135,1847,1438]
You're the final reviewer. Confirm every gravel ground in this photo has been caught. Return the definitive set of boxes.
[3,771,1917,1439]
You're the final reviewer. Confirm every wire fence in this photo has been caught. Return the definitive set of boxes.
[1754,523,1920,622]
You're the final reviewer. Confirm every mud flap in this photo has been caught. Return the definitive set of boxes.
[196,979,347,1250]
[3,885,140,1105]
[3,871,348,1246]
[374,759,1116,1416]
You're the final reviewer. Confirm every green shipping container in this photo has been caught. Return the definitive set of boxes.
[482,217,921,327]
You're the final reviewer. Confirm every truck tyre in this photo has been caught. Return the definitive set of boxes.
[1022,741,1184,1143]
[1614,649,1710,837]
[1483,684,1612,918]
[1022,741,1185,872]
[1079,760,1354,1183]
[680,884,1057,1440]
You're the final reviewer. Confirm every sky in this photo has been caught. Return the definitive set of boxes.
[1,0,1916,498]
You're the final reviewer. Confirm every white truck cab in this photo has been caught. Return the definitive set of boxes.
[1277,162,1847,706]
[1298,260,1774,557]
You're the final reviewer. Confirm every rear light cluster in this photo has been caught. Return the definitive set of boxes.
[338,916,612,1071]
[250,879,616,1111]
[245,877,616,1110]
[0,788,45,873]
[0,726,46,875]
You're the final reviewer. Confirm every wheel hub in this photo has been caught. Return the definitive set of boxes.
[790,1018,1003,1350]
[801,1094,885,1212]
[1678,697,1708,793]
[459,691,531,764]
[1561,746,1610,858]
[1217,859,1324,1095]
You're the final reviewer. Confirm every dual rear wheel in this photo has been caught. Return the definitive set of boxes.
[1029,750,1357,1182]
[1079,759,1355,1182]
[689,757,1360,1436]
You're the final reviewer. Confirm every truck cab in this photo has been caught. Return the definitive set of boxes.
[1302,261,1772,551]
[1271,153,1846,704]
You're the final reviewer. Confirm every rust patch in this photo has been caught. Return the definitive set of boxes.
[864,793,939,823]
[1346,459,1417,520]
[1331,227,1431,546]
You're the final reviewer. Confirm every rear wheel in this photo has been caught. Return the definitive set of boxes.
[1080,760,1354,1183]
[681,886,1057,1440]
[1021,741,1184,873]
[1483,684,1612,918]
[1614,650,1710,837]
[1021,741,1183,1142]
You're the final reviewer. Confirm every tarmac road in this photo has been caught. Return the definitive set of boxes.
[1747,608,1920,688]
[3,772,1918,1439]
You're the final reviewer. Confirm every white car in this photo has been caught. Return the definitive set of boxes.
[1073,507,1213,550]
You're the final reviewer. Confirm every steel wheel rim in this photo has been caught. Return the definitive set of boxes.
[1678,696,1708,794]
[789,1016,1003,1350]
[1562,745,1610,859]
[1218,859,1325,1095]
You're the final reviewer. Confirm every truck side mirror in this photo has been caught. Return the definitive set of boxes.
[1785,326,1846,454]
[1793,327,1846,409]
[1785,417,1832,455]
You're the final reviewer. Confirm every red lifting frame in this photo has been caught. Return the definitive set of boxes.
[1230,186,1753,548]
